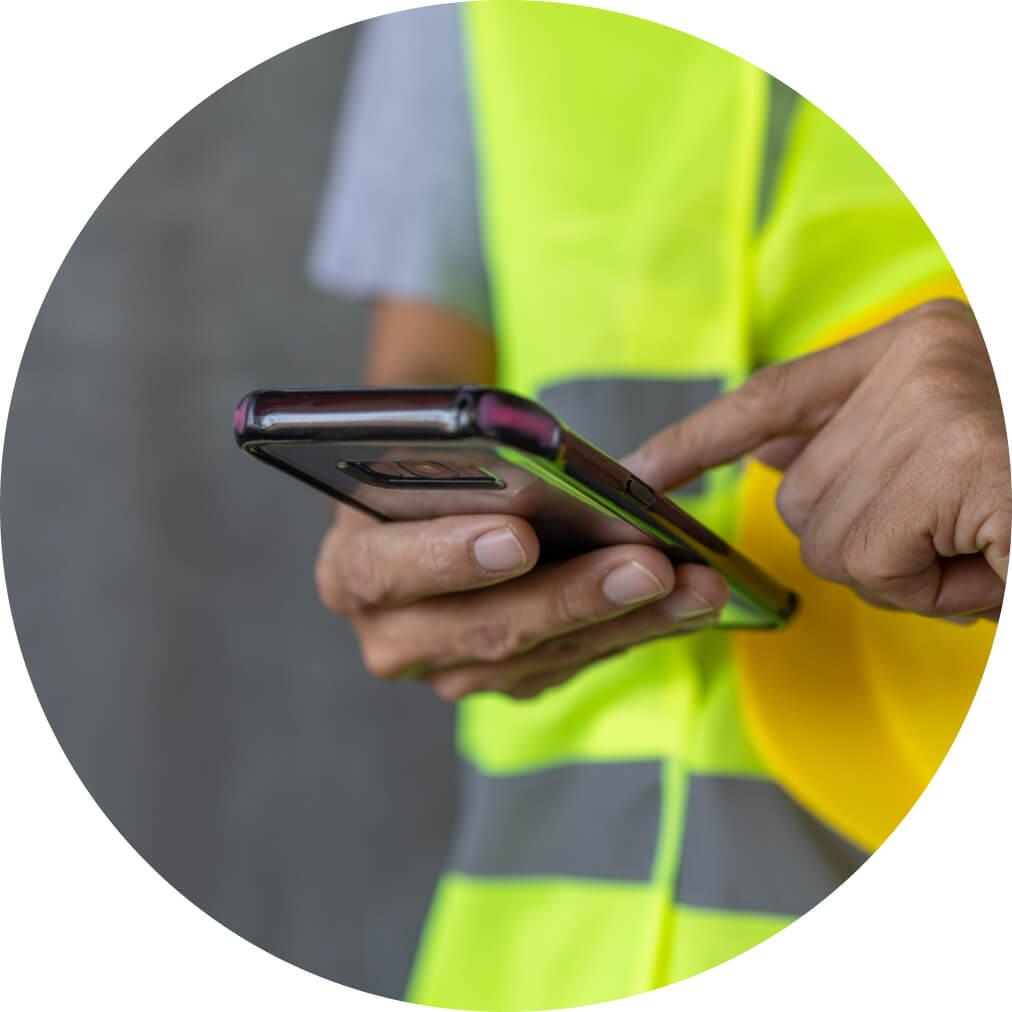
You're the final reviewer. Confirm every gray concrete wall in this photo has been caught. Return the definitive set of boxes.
[1,24,458,999]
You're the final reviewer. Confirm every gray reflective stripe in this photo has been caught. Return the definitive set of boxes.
[446,764,867,912]
[447,760,662,880]
[538,377,723,495]
[755,75,801,232]
[676,774,868,916]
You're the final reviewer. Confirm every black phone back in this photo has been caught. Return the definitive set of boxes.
[234,386,797,629]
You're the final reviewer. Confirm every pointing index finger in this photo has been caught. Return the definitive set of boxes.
[624,327,892,492]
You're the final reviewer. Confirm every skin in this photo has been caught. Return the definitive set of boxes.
[315,299,728,702]
[627,299,1009,621]
[317,297,1009,702]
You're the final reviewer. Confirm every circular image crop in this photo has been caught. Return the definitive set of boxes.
[3,4,1004,1009]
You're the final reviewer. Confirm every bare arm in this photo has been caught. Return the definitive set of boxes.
[363,298,496,386]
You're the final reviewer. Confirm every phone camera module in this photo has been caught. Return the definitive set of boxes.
[399,461,459,479]
[362,460,403,477]
[338,460,505,490]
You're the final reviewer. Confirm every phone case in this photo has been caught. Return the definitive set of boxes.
[234,386,797,629]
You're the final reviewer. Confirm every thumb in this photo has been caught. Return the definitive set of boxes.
[624,327,892,492]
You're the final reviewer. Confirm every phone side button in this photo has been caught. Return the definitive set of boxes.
[626,477,656,509]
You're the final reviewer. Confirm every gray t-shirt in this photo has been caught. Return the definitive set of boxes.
[307,4,491,329]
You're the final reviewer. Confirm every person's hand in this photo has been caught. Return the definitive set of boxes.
[315,506,728,701]
[626,299,1009,621]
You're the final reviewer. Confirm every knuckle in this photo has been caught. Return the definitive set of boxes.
[839,549,883,590]
[421,531,464,588]
[968,411,1006,452]
[774,471,811,532]
[901,311,948,357]
[901,338,990,413]
[314,553,349,615]
[314,526,354,615]
[903,359,961,405]
[945,411,1005,460]
[907,297,967,320]
[979,505,1011,558]
[458,620,523,663]
[342,531,393,608]
[552,577,590,626]
[838,516,941,613]
[838,521,890,589]
[900,299,974,345]
[798,535,834,582]
[736,364,786,417]
[895,302,986,386]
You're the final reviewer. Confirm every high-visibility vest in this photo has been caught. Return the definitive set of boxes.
[405,5,996,1009]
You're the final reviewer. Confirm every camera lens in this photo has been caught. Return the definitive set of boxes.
[399,461,458,479]
[363,460,403,477]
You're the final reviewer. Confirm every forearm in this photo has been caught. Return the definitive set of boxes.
[363,298,497,386]
[323,298,497,527]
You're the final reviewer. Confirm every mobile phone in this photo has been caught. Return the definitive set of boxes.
[233,386,797,629]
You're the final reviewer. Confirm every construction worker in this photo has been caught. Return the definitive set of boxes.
[308,4,1007,1008]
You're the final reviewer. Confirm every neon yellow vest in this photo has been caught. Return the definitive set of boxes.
[406,5,994,1008]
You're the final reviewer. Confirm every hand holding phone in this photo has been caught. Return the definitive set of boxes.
[236,385,794,701]
[315,499,727,701]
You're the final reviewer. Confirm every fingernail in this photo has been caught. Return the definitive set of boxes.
[472,527,527,573]
[661,587,716,621]
[602,561,666,606]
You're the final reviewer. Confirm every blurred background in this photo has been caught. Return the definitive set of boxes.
[1,22,459,999]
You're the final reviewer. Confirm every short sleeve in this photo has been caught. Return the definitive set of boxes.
[307,4,492,330]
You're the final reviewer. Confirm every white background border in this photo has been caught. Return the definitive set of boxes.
[2,1,1009,1008]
